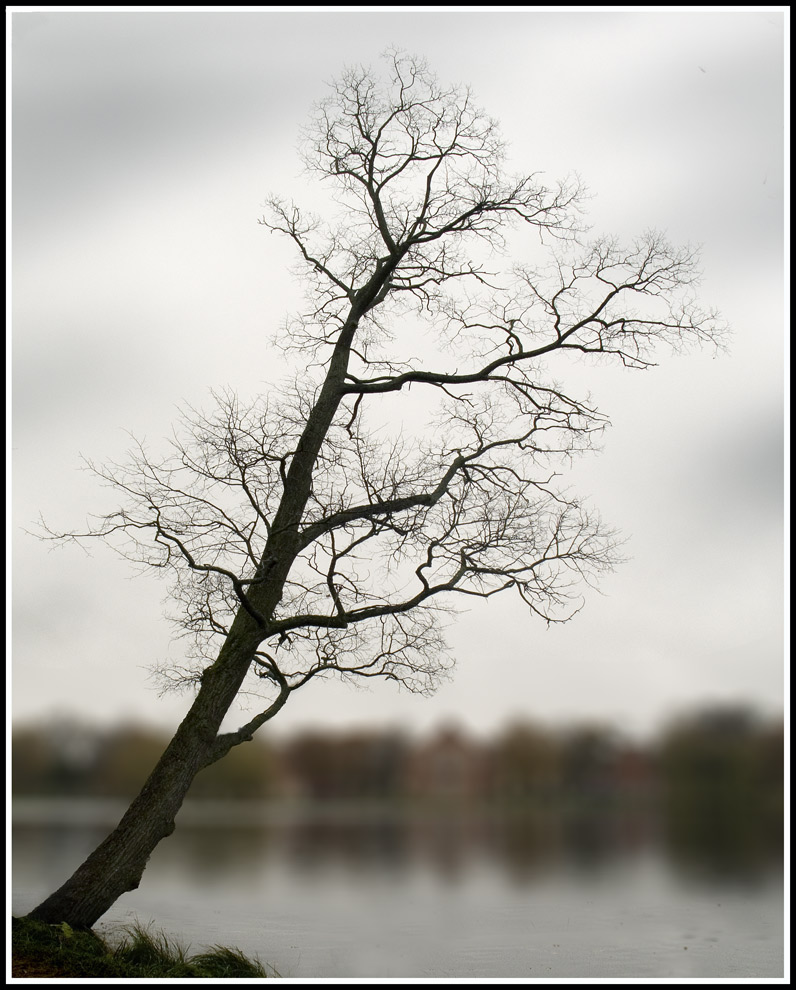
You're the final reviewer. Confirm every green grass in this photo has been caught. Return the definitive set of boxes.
[12,915,274,978]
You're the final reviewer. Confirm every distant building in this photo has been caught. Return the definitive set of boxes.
[402,725,487,801]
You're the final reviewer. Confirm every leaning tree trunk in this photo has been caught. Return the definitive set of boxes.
[25,269,391,930]
[27,620,264,929]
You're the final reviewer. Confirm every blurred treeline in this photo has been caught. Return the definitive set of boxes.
[12,708,783,877]
[13,706,782,819]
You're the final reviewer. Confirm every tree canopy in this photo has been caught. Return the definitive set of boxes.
[44,48,725,730]
[29,49,727,932]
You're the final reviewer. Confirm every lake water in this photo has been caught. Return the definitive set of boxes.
[12,799,784,980]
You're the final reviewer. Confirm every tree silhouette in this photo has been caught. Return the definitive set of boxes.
[28,49,725,928]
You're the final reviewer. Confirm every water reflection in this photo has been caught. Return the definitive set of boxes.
[12,803,783,980]
[13,797,781,889]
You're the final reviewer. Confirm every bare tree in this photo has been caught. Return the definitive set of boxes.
[28,50,724,929]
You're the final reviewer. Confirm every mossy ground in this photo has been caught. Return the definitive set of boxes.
[11,915,272,979]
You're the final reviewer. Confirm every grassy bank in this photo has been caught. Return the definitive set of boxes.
[11,916,273,979]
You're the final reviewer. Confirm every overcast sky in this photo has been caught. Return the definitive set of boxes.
[10,8,786,743]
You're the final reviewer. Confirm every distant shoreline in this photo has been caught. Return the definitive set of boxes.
[11,793,659,828]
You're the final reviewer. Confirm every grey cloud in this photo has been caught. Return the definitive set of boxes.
[12,12,322,245]
[688,403,785,516]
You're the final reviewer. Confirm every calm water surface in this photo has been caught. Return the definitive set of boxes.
[12,799,784,979]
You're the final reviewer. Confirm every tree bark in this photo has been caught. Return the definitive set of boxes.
[27,622,262,928]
